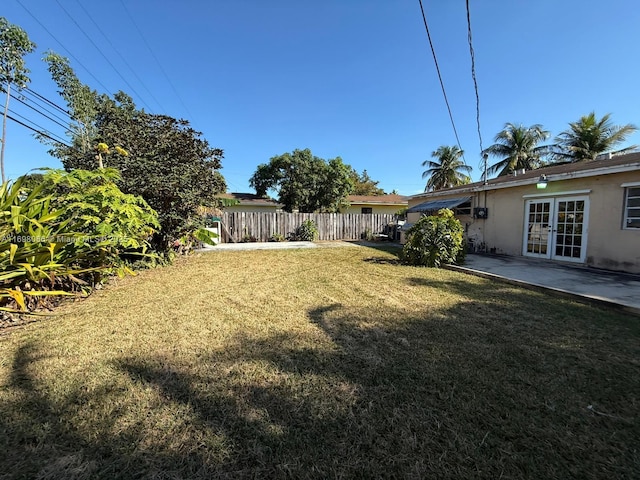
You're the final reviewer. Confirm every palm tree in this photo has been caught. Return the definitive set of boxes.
[553,112,638,162]
[422,145,472,192]
[483,123,550,177]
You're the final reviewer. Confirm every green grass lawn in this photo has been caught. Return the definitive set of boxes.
[1,245,638,479]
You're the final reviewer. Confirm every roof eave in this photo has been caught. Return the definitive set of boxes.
[410,162,640,200]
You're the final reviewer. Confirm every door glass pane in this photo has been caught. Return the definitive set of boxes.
[554,197,587,260]
[526,201,552,257]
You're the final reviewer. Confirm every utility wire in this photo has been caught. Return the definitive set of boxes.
[54,0,153,112]
[417,0,466,163]
[15,0,112,94]
[74,0,165,113]
[7,111,70,146]
[118,0,198,125]
[20,89,73,125]
[24,87,71,115]
[466,0,486,179]
[10,92,70,130]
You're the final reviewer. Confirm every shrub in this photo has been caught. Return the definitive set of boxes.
[40,168,159,271]
[361,228,374,242]
[401,208,464,268]
[269,233,285,242]
[293,220,318,241]
[0,170,159,313]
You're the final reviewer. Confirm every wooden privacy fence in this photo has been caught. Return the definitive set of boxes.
[220,212,398,242]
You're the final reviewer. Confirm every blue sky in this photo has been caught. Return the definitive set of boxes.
[2,0,640,195]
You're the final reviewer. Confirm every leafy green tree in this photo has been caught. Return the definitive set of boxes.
[553,112,638,162]
[43,51,99,161]
[483,123,550,177]
[0,18,36,182]
[350,168,385,195]
[43,57,226,251]
[250,148,354,212]
[422,145,471,192]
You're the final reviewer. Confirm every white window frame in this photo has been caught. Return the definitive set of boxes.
[622,182,640,230]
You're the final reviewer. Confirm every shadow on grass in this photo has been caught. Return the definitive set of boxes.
[2,294,639,479]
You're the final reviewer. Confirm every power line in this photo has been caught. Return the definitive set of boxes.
[73,0,166,113]
[118,0,198,125]
[53,0,153,112]
[24,87,71,116]
[15,0,112,93]
[10,91,70,130]
[466,0,485,179]
[417,0,466,163]
[6,112,70,146]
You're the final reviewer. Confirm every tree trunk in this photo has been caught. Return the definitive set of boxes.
[1,82,10,183]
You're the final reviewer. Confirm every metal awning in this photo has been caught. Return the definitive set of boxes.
[406,196,471,213]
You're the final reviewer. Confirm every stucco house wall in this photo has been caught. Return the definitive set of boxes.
[407,153,640,273]
[342,195,408,215]
[343,204,405,215]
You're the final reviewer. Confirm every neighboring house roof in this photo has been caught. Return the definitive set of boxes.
[411,151,640,200]
[218,192,283,207]
[407,196,471,213]
[348,194,409,205]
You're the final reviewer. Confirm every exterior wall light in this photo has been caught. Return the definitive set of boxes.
[537,174,548,189]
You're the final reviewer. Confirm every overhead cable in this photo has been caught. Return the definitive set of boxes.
[74,0,165,112]
[10,92,70,130]
[118,0,198,125]
[466,0,485,169]
[54,0,153,112]
[15,0,112,93]
[417,0,466,163]
[24,87,70,115]
[6,111,70,146]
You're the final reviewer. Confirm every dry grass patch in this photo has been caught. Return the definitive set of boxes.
[0,245,638,479]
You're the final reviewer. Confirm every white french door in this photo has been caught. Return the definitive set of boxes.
[523,196,589,263]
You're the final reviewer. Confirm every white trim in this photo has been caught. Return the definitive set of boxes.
[623,185,640,230]
[523,199,554,259]
[522,195,590,263]
[550,196,590,264]
[621,181,640,187]
[522,189,591,199]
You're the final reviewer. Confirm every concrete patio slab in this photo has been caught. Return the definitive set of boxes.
[199,241,318,251]
[449,254,640,316]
